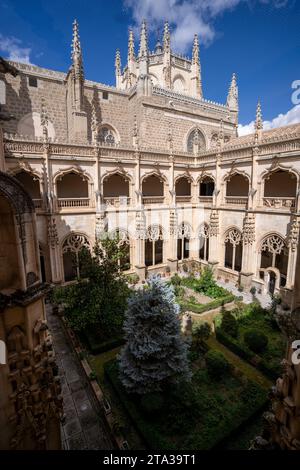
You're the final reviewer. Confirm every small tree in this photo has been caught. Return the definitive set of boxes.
[192,322,211,350]
[118,276,192,394]
[63,237,130,335]
[221,310,238,338]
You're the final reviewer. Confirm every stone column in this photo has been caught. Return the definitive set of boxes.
[134,208,146,280]
[167,208,178,272]
[240,213,256,290]
[47,216,61,283]
[208,209,220,274]
[286,215,300,289]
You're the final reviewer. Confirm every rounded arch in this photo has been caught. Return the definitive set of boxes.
[185,127,207,153]
[198,173,215,197]
[262,168,298,198]
[141,170,168,184]
[175,174,192,197]
[0,170,34,214]
[53,166,93,186]
[223,226,243,272]
[141,171,167,198]
[101,168,133,185]
[61,231,92,282]
[145,224,164,267]
[13,169,42,201]
[174,173,194,184]
[17,112,55,139]
[99,123,120,145]
[260,163,299,184]
[258,232,288,288]
[197,172,215,184]
[224,171,250,197]
[172,74,186,93]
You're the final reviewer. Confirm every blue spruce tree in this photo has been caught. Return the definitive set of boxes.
[118,276,192,394]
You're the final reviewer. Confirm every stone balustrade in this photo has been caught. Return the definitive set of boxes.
[198,196,213,205]
[176,195,192,203]
[225,196,248,207]
[103,196,131,207]
[263,197,296,210]
[142,196,165,205]
[58,197,90,208]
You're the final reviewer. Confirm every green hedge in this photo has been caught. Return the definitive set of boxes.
[105,359,267,450]
[104,360,173,449]
[83,331,125,354]
[179,294,235,314]
[215,327,279,381]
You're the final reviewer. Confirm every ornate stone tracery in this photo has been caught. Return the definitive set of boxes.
[261,234,286,256]
[225,228,242,246]
[62,233,90,254]
[146,224,163,241]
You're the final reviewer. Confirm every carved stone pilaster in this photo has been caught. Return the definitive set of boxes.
[209,209,219,237]
[47,217,59,248]
[242,213,256,245]
[95,212,107,240]
[288,216,300,252]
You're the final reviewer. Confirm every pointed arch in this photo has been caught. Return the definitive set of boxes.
[223,226,243,272]
[99,122,120,145]
[61,231,91,282]
[198,222,210,261]
[185,126,207,153]
[145,224,164,267]
[177,221,192,261]
[258,232,288,288]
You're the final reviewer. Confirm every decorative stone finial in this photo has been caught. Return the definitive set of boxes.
[255,100,263,131]
[128,28,135,62]
[163,21,170,53]
[139,19,148,59]
[71,19,84,81]
[226,73,238,111]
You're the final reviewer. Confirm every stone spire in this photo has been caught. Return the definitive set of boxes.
[128,28,135,63]
[115,49,122,88]
[162,21,171,89]
[191,34,202,98]
[71,19,84,81]
[127,29,136,89]
[163,21,170,53]
[255,100,263,131]
[226,73,238,111]
[139,19,148,60]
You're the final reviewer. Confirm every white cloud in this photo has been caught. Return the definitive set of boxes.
[0,34,32,64]
[124,0,288,53]
[238,105,300,136]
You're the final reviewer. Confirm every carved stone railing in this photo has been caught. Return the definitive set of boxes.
[198,196,213,205]
[58,198,90,208]
[176,195,192,203]
[104,197,131,207]
[142,196,165,205]
[32,198,43,210]
[225,196,248,207]
[263,197,296,210]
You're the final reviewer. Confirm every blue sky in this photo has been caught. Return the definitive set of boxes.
[0,0,299,133]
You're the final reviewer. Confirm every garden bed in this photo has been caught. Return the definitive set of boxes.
[82,328,125,354]
[214,304,286,380]
[104,358,267,450]
[179,294,235,315]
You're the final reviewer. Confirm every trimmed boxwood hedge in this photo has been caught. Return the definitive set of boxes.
[179,294,235,315]
[215,326,279,380]
[83,331,125,354]
[105,359,267,450]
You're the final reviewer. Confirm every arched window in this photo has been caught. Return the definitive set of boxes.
[263,170,297,209]
[200,176,215,196]
[142,174,164,202]
[173,76,185,93]
[187,128,206,154]
[177,223,191,261]
[99,126,116,144]
[199,224,209,261]
[175,176,191,197]
[226,173,249,197]
[62,233,90,282]
[260,234,288,287]
[14,171,41,207]
[145,225,163,267]
[210,134,218,148]
[109,229,131,271]
[39,244,46,283]
[224,228,243,272]
[56,171,89,207]
[103,173,130,205]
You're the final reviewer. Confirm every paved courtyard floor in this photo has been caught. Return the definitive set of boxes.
[46,304,114,450]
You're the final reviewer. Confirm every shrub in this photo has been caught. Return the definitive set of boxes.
[140,392,164,415]
[182,263,189,273]
[250,286,256,295]
[220,310,238,338]
[205,350,230,379]
[170,273,182,286]
[244,329,268,353]
[192,322,211,348]
[238,286,244,292]
[127,273,139,285]
[194,267,227,298]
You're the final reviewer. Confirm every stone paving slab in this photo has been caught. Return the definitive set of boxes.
[45,304,114,450]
